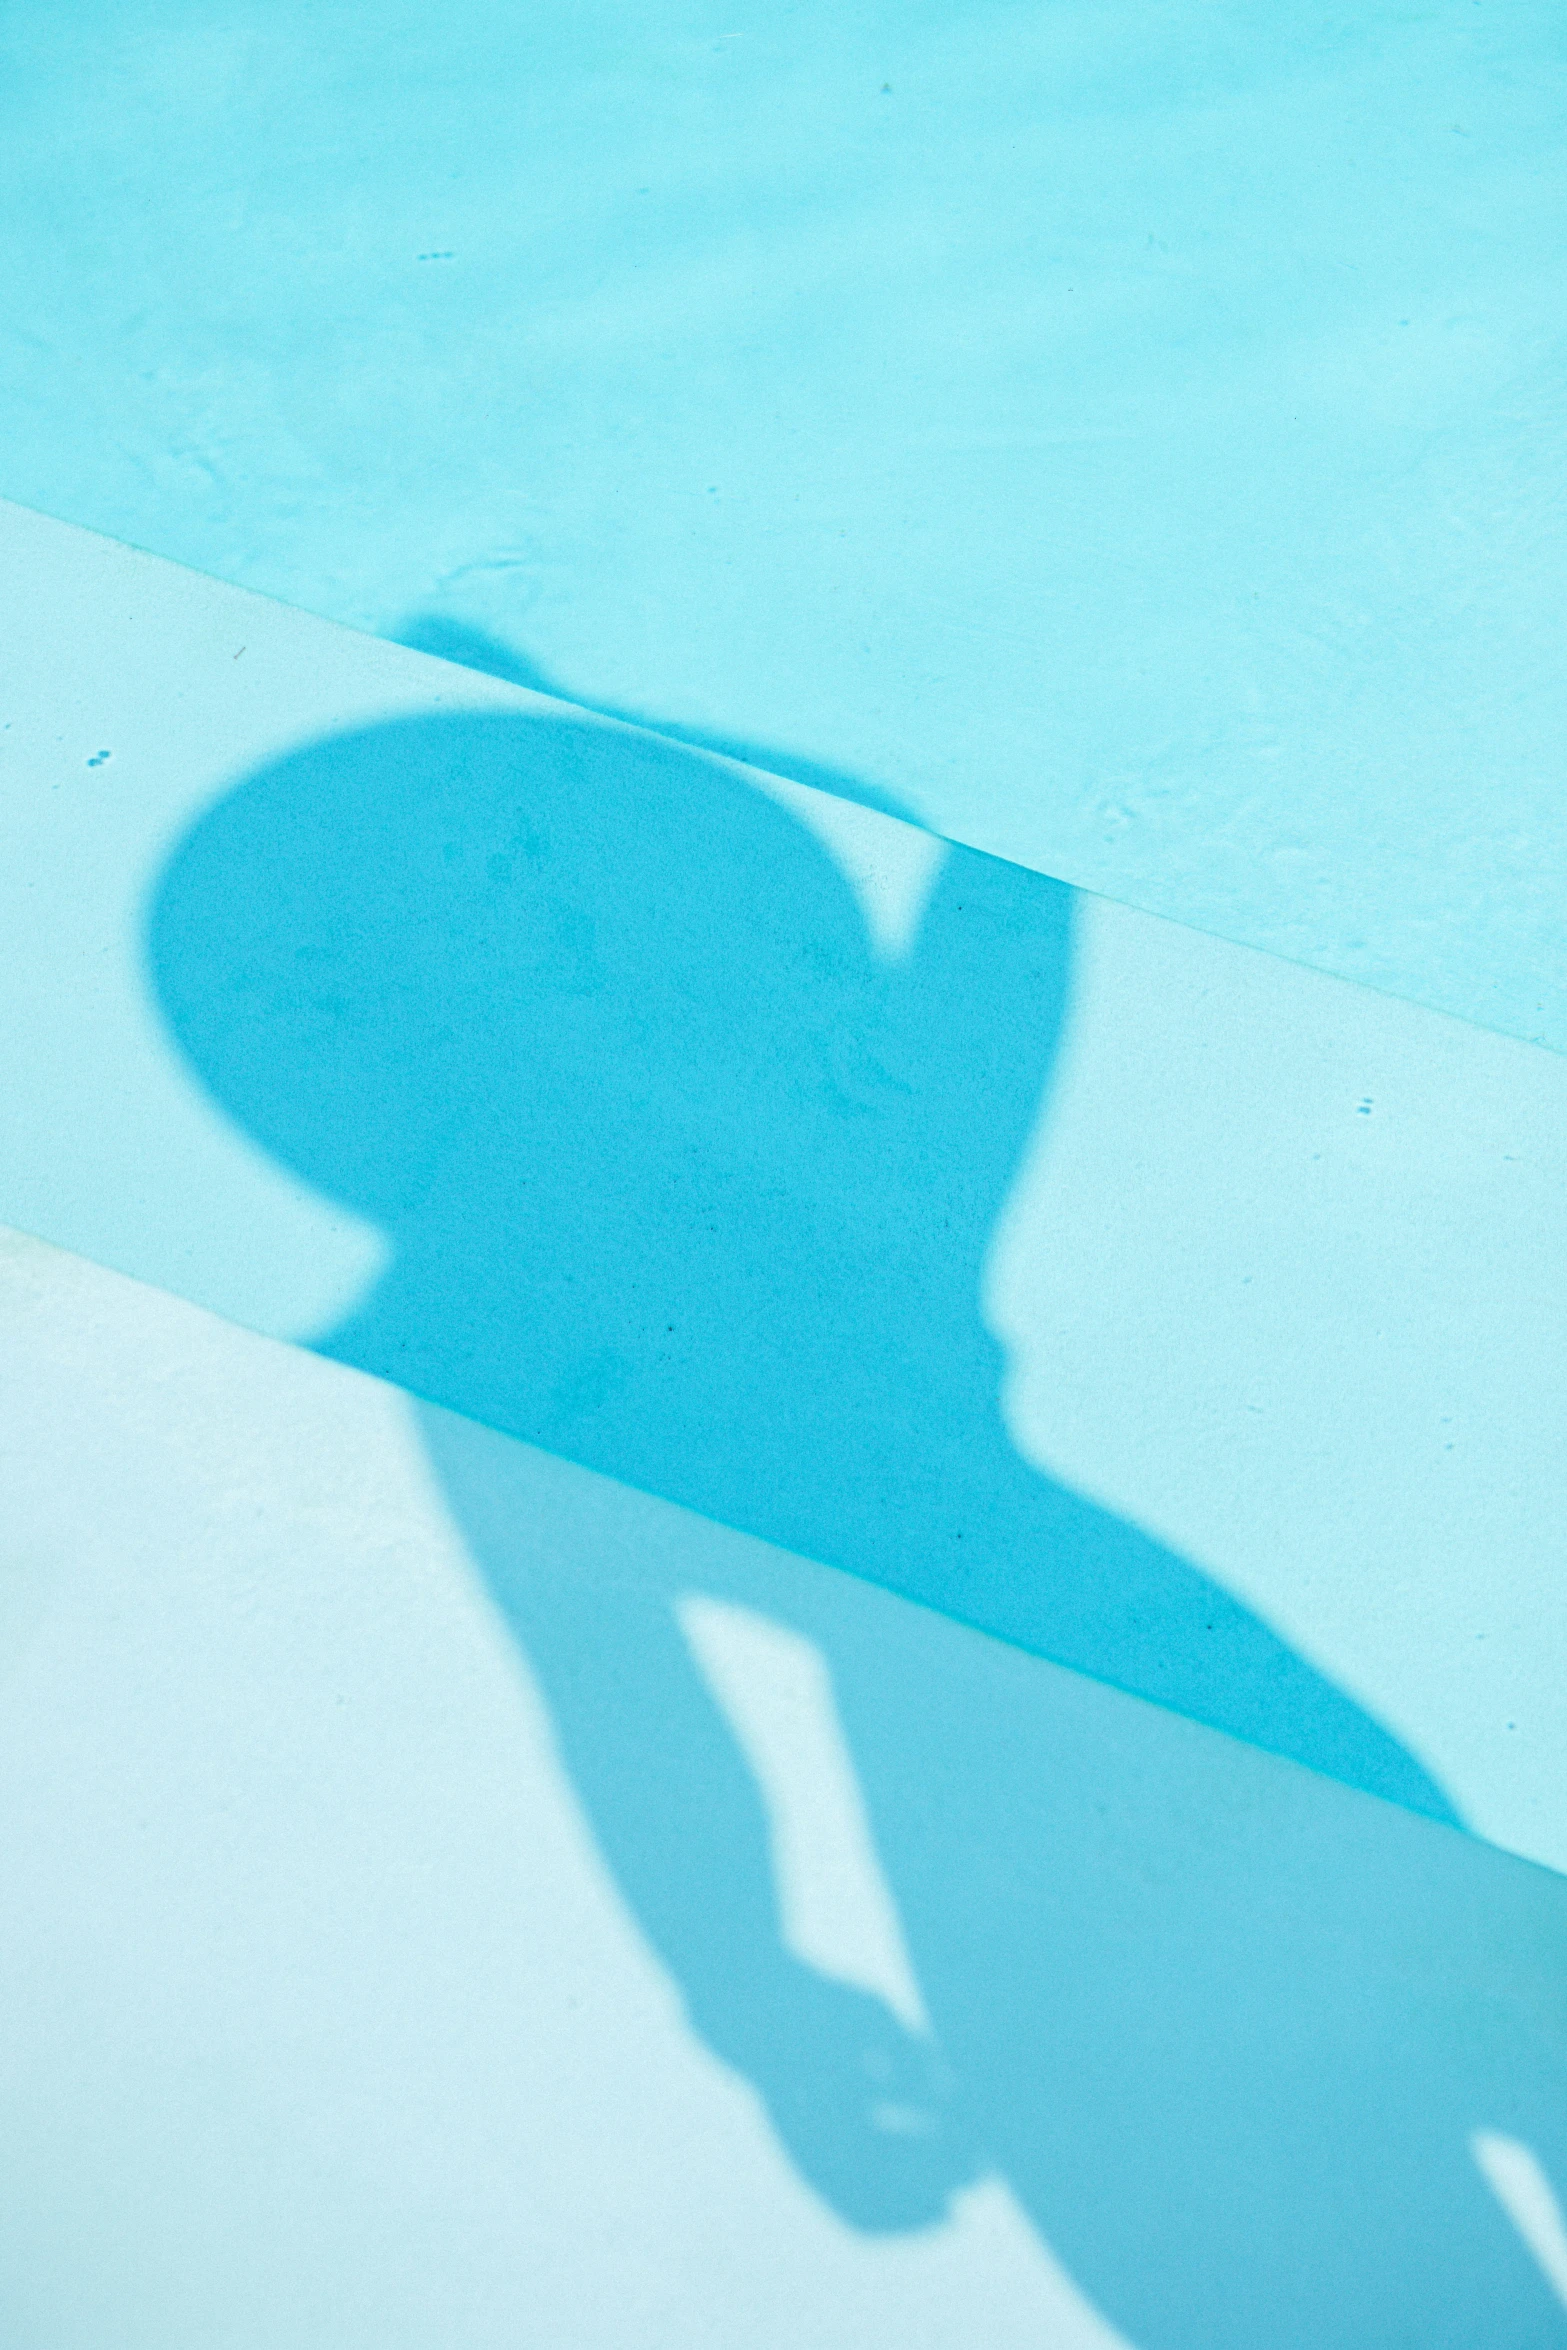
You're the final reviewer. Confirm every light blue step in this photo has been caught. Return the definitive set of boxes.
[3,499,1565,1875]
[4,1225,1567,2346]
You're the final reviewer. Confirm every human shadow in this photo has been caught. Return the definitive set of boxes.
[148,700,1567,2341]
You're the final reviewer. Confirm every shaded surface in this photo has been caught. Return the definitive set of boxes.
[149,707,1446,1815]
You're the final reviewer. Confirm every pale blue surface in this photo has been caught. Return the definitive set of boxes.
[3,2,1564,1046]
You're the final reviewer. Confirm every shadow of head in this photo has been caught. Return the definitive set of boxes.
[149,704,1069,1493]
[151,705,1065,1220]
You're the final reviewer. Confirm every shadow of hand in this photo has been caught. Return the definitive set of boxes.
[699,1959,983,2233]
